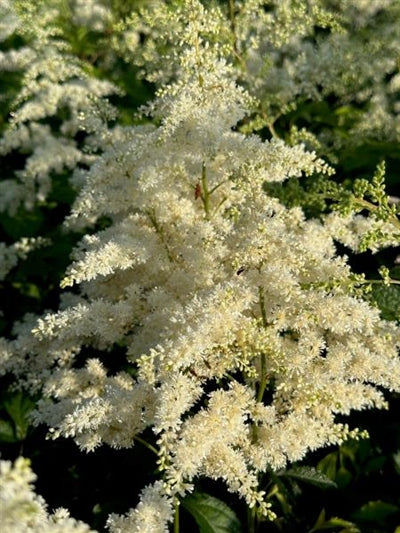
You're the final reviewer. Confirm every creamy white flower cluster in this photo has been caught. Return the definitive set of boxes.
[0,0,118,215]
[0,458,96,533]
[70,0,112,32]
[240,0,400,149]
[131,0,400,151]
[0,0,18,42]
[0,0,119,280]
[0,1,399,532]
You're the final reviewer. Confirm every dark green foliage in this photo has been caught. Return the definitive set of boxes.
[183,492,242,533]
[0,389,36,443]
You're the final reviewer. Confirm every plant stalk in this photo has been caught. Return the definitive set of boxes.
[133,435,158,455]
[201,162,211,219]
[247,506,256,533]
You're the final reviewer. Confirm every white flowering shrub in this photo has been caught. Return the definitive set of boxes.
[0,0,119,215]
[0,1,400,532]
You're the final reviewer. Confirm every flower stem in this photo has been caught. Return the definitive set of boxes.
[133,435,158,455]
[201,162,211,219]
[352,197,400,230]
[256,287,268,402]
[228,0,238,54]
[147,210,175,262]
[258,287,267,328]
[247,506,256,533]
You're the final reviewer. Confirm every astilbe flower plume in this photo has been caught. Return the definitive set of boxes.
[0,1,400,532]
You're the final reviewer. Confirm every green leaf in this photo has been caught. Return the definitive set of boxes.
[313,517,359,532]
[335,466,353,489]
[282,466,337,489]
[310,509,360,532]
[310,508,327,531]
[393,451,400,475]
[0,208,44,240]
[351,501,399,524]
[318,452,338,480]
[363,455,386,474]
[2,391,36,441]
[0,419,17,443]
[370,284,400,321]
[182,492,242,533]
[11,282,41,300]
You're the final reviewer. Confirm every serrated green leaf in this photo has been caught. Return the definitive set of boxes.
[351,501,399,524]
[182,492,242,533]
[282,466,337,489]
